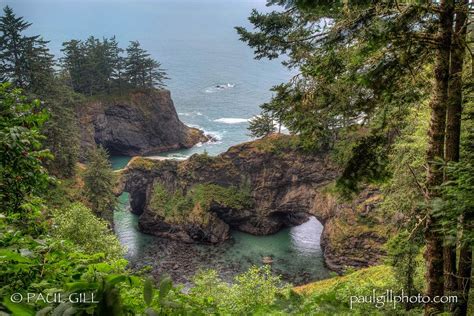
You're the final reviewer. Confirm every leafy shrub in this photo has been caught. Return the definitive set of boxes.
[52,202,124,259]
[0,83,52,221]
[190,266,286,314]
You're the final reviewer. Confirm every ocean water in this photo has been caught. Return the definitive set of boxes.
[7,0,329,284]
[5,0,293,156]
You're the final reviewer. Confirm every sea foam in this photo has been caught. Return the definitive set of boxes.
[213,118,249,124]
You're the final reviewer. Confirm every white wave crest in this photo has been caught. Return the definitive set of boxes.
[205,131,223,141]
[213,118,249,124]
[146,154,189,161]
[179,111,204,117]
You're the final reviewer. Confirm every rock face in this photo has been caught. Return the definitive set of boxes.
[118,134,392,272]
[314,187,392,273]
[76,88,208,156]
[119,135,339,241]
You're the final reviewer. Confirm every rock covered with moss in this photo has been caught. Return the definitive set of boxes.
[315,186,393,272]
[140,183,253,243]
[119,135,392,271]
[120,135,339,243]
[76,88,208,156]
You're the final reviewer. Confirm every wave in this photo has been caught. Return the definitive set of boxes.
[205,130,223,141]
[186,123,224,141]
[186,123,203,129]
[204,83,235,93]
[213,118,249,124]
[145,154,189,161]
[178,111,204,117]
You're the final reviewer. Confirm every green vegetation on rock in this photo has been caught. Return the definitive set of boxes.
[149,183,253,223]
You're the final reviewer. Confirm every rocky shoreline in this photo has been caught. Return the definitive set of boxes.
[117,135,393,273]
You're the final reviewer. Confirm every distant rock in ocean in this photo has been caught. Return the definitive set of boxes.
[76,88,209,156]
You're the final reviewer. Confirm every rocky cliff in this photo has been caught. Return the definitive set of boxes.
[76,88,208,156]
[118,134,393,272]
[314,187,392,272]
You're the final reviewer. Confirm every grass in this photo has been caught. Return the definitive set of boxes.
[126,156,161,171]
[294,265,396,295]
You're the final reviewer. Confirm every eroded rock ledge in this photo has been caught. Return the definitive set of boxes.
[118,135,393,272]
[76,88,208,156]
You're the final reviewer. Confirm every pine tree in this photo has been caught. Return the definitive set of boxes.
[144,58,168,88]
[443,2,469,310]
[61,37,167,94]
[82,146,117,226]
[42,82,82,178]
[0,6,54,93]
[125,41,167,88]
[248,113,276,138]
[61,39,87,93]
[124,40,148,87]
[109,36,125,93]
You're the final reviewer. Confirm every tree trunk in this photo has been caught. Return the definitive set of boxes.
[444,0,468,303]
[424,1,454,315]
[455,3,472,309]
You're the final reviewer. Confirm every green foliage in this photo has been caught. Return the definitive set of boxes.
[386,231,424,310]
[149,183,253,222]
[61,36,122,95]
[0,6,54,93]
[237,0,430,174]
[0,212,123,301]
[61,36,167,95]
[248,112,276,138]
[293,265,422,315]
[382,104,429,217]
[190,266,285,314]
[0,83,52,218]
[82,146,117,223]
[125,40,168,89]
[436,159,474,247]
[149,184,194,221]
[435,102,474,247]
[192,183,253,210]
[42,82,82,178]
[51,203,124,260]
[336,134,391,196]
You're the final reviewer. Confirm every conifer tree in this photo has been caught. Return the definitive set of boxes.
[125,40,167,88]
[0,6,54,93]
[61,39,87,93]
[42,82,82,178]
[61,37,167,94]
[83,146,117,226]
[248,113,276,138]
